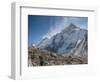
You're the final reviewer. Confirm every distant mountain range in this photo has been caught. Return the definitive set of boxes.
[37,23,88,58]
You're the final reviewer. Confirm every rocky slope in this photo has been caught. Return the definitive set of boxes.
[28,47,87,66]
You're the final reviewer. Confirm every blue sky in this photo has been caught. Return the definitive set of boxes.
[28,15,88,46]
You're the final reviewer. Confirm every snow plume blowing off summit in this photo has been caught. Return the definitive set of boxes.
[42,17,88,39]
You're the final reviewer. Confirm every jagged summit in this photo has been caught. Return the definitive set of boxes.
[68,23,77,28]
[61,23,80,34]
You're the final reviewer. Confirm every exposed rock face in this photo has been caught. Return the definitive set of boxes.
[28,47,87,66]
[37,24,88,58]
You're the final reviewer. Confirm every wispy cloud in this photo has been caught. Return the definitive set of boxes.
[42,17,87,39]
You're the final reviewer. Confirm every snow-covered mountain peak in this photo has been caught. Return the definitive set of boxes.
[37,24,87,57]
